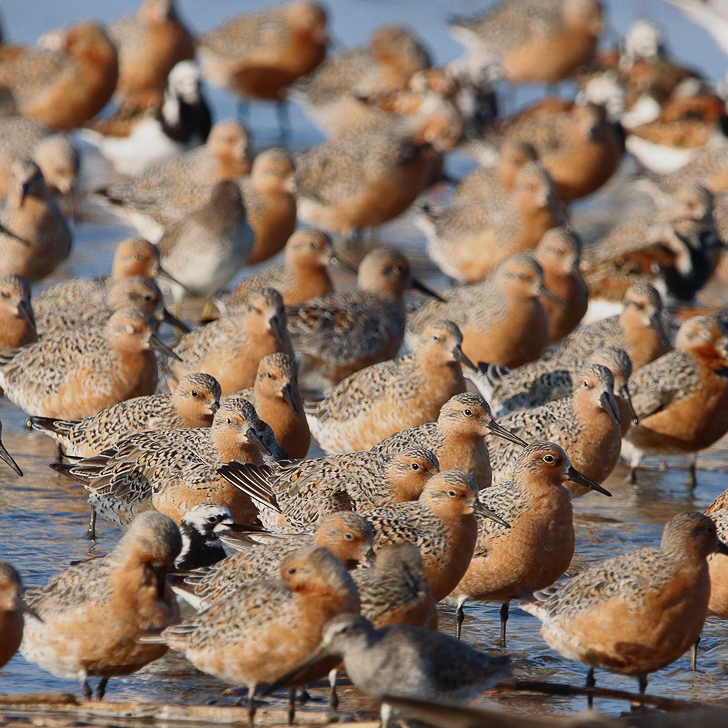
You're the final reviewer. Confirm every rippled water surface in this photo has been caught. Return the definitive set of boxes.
[2,0,728,722]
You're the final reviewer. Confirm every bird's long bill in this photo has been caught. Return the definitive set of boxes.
[284,384,299,414]
[260,645,337,696]
[157,264,189,291]
[652,313,670,347]
[410,276,446,302]
[716,540,728,556]
[599,391,621,425]
[454,345,478,372]
[488,419,527,447]
[246,427,272,457]
[15,594,41,622]
[149,334,183,362]
[0,438,22,476]
[620,385,639,425]
[539,285,568,308]
[472,500,510,528]
[567,465,611,497]
[161,307,191,333]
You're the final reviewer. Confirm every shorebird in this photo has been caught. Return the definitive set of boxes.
[521,512,728,702]
[306,320,474,454]
[28,372,221,459]
[174,504,235,571]
[453,442,609,645]
[0,274,36,349]
[20,512,182,701]
[0,563,39,670]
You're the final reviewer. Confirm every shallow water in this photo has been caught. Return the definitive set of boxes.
[2,0,728,721]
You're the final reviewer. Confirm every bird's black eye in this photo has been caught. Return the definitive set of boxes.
[227,417,232,425]
[448,490,457,497]
[0,291,8,298]
[433,335,441,342]
[191,390,198,398]
[411,463,419,470]
[464,408,472,416]
[143,294,154,302]
[543,454,554,463]
[267,372,273,378]
[344,532,353,541]
[287,567,297,575]
[206,515,217,523]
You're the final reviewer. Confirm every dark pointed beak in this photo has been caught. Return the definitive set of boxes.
[651,313,670,347]
[270,314,284,341]
[283,384,299,414]
[213,518,235,534]
[0,222,30,246]
[487,419,528,447]
[409,276,446,302]
[364,547,376,566]
[149,334,183,362]
[162,307,191,333]
[329,254,357,274]
[619,384,639,425]
[472,499,510,528]
[716,540,728,556]
[600,391,621,425]
[0,437,22,476]
[246,427,272,456]
[157,264,189,291]
[566,464,611,496]
[539,284,568,307]
[15,594,41,621]
[454,344,478,372]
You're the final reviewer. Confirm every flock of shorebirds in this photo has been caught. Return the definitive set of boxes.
[4,0,728,725]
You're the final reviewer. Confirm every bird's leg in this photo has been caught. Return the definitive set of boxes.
[691,636,700,671]
[287,687,296,726]
[328,667,339,715]
[95,677,109,701]
[499,602,509,647]
[85,506,97,541]
[586,667,595,710]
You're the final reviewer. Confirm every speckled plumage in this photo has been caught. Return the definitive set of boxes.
[21,512,181,699]
[306,320,472,454]
[219,446,439,530]
[0,308,164,419]
[29,372,220,458]
[181,512,373,608]
[57,398,272,526]
[521,512,724,680]
[101,120,251,242]
[487,363,622,488]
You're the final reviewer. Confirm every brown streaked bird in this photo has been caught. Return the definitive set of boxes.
[357,471,508,602]
[162,287,293,395]
[219,446,440,531]
[453,442,610,645]
[449,0,603,84]
[0,307,178,420]
[306,320,474,454]
[156,180,254,306]
[452,139,539,203]
[541,282,670,370]
[371,392,526,491]
[474,100,622,202]
[0,274,36,349]
[581,184,721,305]
[30,237,162,319]
[55,398,272,532]
[287,246,438,386]
[198,1,328,125]
[28,372,221,459]
[178,512,374,609]
[0,117,79,198]
[240,148,297,265]
[292,23,431,138]
[647,141,728,199]
[33,275,181,336]
[487,363,622,492]
[100,120,252,242]
[108,0,194,98]
[622,314,728,486]
[481,346,637,437]
[407,253,559,369]
[0,159,72,283]
[262,613,509,728]
[521,512,728,700]
[20,512,181,700]
[295,126,443,235]
[0,563,39,670]
[223,353,309,459]
[146,545,359,726]
[534,227,588,344]
[420,161,563,283]
[353,542,438,631]
[0,21,118,130]
[225,227,333,307]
